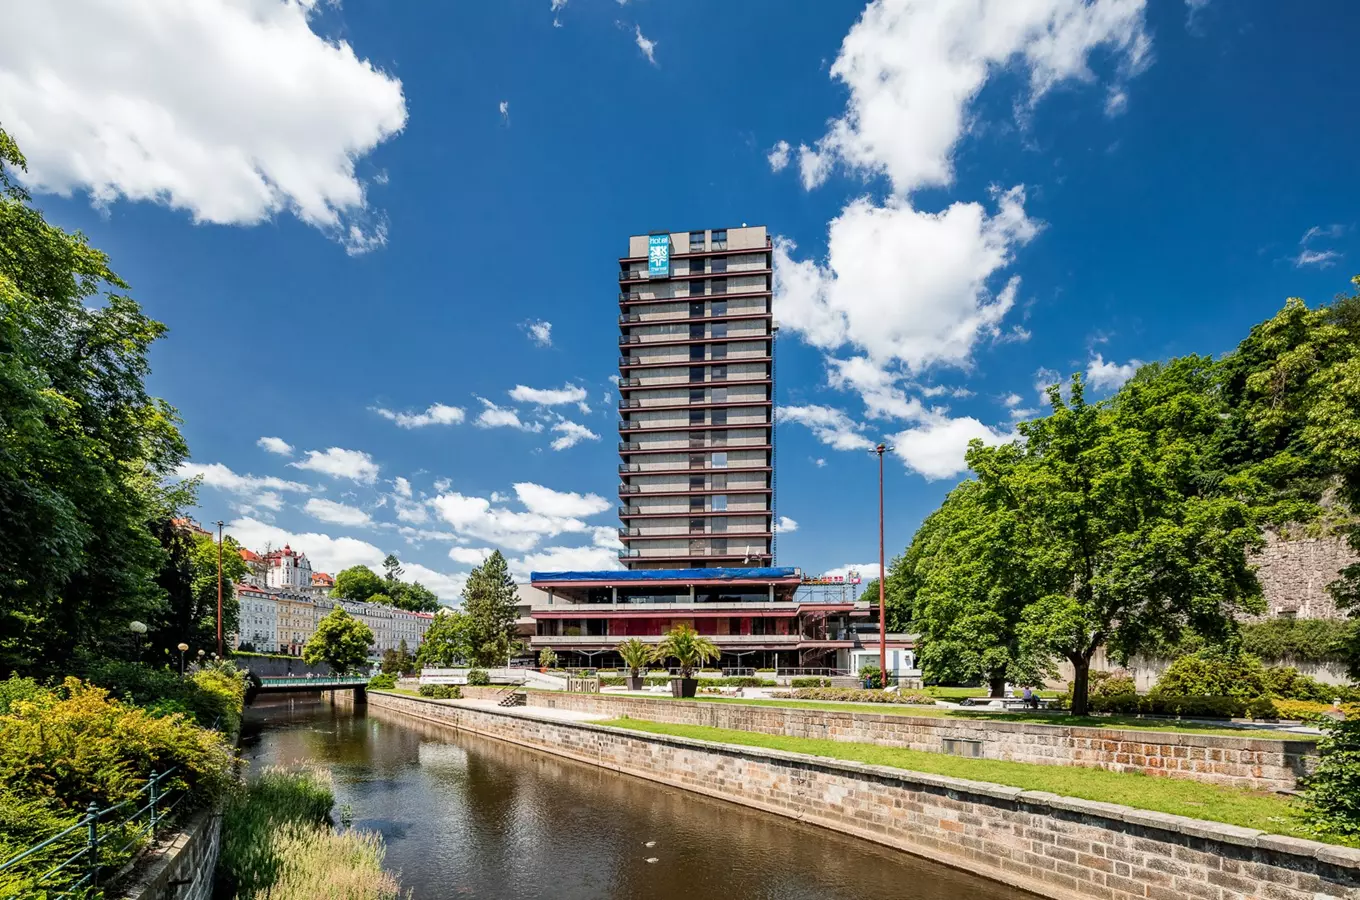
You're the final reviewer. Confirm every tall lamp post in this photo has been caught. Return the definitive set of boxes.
[216,520,225,658]
[874,443,888,689]
[177,642,189,676]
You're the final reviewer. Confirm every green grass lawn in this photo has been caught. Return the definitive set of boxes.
[621,694,1316,741]
[600,717,1341,845]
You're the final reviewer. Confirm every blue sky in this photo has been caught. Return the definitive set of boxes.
[4,0,1358,602]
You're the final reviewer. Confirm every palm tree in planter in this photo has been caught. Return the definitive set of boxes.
[654,624,719,698]
[616,638,654,691]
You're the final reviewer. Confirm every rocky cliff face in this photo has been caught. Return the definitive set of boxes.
[1251,530,1357,619]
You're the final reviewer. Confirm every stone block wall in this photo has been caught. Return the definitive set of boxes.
[365,692,1360,900]
[1252,531,1356,620]
[120,809,222,900]
[520,692,1315,792]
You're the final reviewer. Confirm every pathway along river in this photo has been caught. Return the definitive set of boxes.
[241,696,1038,900]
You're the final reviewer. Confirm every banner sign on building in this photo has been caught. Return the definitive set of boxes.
[648,234,670,279]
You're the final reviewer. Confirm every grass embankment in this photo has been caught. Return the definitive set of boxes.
[218,767,402,900]
[600,694,1315,741]
[600,718,1341,844]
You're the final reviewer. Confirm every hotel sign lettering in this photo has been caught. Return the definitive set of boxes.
[648,234,670,279]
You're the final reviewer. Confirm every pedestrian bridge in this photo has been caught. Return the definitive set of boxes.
[247,675,370,703]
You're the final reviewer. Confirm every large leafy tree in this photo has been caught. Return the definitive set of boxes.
[0,127,188,672]
[462,551,522,667]
[416,609,474,668]
[303,608,374,675]
[332,565,386,603]
[149,531,249,654]
[332,559,440,612]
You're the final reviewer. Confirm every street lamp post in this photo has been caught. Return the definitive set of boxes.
[874,443,888,689]
[216,521,225,658]
[177,642,189,676]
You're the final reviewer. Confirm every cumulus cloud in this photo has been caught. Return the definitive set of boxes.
[510,383,590,414]
[822,562,877,581]
[1085,353,1141,391]
[549,420,601,450]
[178,461,311,495]
[767,140,792,172]
[304,498,372,528]
[372,403,465,428]
[225,517,464,600]
[634,25,658,65]
[779,405,876,451]
[510,545,622,580]
[523,319,553,347]
[513,483,611,518]
[473,398,542,432]
[393,477,412,499]
[290,447,380,484]
[889,416,1015,480]
[499,100,510,124]
[776,516,799,533]
[449,546,494,566]
[256,436,293,457]
[812,458,827,468]
[430,483,607,553]
[0,0,407,252]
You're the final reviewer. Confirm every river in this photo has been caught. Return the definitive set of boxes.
[240,696,1037,900]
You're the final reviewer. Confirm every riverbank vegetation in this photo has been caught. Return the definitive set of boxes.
[600,718,1346,845]
[218,767,401,900]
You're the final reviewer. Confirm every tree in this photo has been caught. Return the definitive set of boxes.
[461,551,522,666]
[382,553,404,584]
[150,531,249,655]
[380,647,401,675]
[615,639,652,677]
[0,126,189,673]
[388,580,440,613]
[332,566,385,603]
[396,638,416,675]
[416,609,473,668]
[538,648,559,669]
[302,608,374,675]
[981,377,1263,715]
[653,624,719,678]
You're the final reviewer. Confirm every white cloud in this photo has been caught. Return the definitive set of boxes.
[510,545,622,581]
[1001,393,1024,408]
[393,477,412,498]
[513,483,611,519]
[551,0,568,10]
[372,403,465,428]
[0,0,406,252]
[1085,353,1141,391]
[433,477,452,492]
[550,420,601,450]
[178,461,311,495]
[490,491,508,503]
[591,526,625,550]
[256,436,294,457]
[395,500,429,524]
[634,26,658,65]
[1295,249,1341,269]
[304,498,372,528]
[509,383,589,412]
[826,356,930,420]
[474,398,543,432]
[1302,224,1345,243]
[812,458,827,468]
[499,100,509,124]
[767,140,791,172]
[779,405,876,451]
[290,447,380,484]
[1104,87,1128,117]
[776,516,799,533]
[790,0,1149,196]
[449,546,494,566]
[523,319,553,347]
[822,562,877,581]
[889,416,1014,480]
[401,562,467,602]
[254,491,284,511]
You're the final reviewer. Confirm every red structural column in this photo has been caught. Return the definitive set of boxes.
[875,443,887,687]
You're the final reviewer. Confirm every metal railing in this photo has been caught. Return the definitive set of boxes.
[0,768,184,895]
[256,675,369,688]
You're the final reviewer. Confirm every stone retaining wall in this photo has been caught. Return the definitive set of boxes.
[496,691,1315,792]
[366,691,1360,900]
[119,809,221,900]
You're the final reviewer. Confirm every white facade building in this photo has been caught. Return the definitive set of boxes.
[236,583,278,651]
[266,545,313,591]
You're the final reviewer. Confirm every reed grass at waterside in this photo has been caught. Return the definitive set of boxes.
[218,767,402,900]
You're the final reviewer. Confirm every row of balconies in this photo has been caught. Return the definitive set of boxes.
[620,266,772,284]
[618,330,769,346]
[618,237,769,263]
[618,309,769,325]
[618,483,770,495]
[620,287,771,305]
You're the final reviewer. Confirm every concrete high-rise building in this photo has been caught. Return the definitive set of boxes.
[617,225,774,568]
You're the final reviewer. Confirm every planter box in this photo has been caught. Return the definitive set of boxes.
[672,677,698,698]
[627,675,644,690]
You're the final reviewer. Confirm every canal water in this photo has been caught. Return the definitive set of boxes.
[241,696,1036,900]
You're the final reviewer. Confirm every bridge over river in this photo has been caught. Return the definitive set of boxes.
[247,675,370,703]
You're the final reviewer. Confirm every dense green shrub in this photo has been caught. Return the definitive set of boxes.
[1241,618,1358,664]
[778,688,935,705]
[1153,653,1269,700]
[418,684,461,699]
[467,669,490,686]
[0,675,43,715]
[858,665,883,689]
[791,677,832,688]
[1303,715,1360,837]
[367,673,397,690]
[1143,694,1247,719]
[80,659,246,733]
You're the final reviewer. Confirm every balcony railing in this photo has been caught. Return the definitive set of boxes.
[619,484,640,494]
[531,634,801,646]
[619,463,640,473]
[619,549,641,558]
[619,527,640,537]
[619,334,641,345]
[620,356,640,366]
[619,377,640,388]
[619,506,641,517]
[619,313,641,324]
[619,441,641,451]
[619,399,641,409]
[619,420,638,430]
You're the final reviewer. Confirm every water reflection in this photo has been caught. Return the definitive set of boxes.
[242,696,1035,900]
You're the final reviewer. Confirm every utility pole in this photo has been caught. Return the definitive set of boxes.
[875,443,887,688]
[216,520,225,658]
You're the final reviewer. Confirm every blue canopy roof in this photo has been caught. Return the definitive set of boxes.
[530,566,800,583]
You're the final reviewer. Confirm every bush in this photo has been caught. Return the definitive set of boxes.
[721,676,763,688]
[791,677,831,688]
[418,684,461,699]
[778,688,935,705]
[1302,715,1360,837]
[1143,693,1246,719]
[858,665,883,689]
[80,659,246,733]
[467,669,490,686]
[1241,617,1358,664]
[1250,698,1340,721]
[0,675,44,716]
[1153,652,1269,701]
[367,673,397,690]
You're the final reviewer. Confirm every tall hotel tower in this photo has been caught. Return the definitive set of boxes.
[616,226,775,569]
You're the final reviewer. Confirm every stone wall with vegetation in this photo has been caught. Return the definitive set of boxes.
[1251,531,1356,620]
[120,810,221,900]
[366,692,1360,900]
[520,691,1315,792]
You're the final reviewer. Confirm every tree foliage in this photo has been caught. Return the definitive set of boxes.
[302,608,374,675]
[461,551,522,667]
[416,609,473,668]
[331,560,440,613]
[0,126,189,673]
[331,566,386,603]
[653,624,720,678]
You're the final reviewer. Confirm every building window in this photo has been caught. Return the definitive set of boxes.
[712,322,728,338]
[711,537,728,555]
[711,256,727,274]
[690,323,705,340]
[711,278,727,295]
[690,388,705,403]
[689,301,704,318]
[711,408,727,426]
[710,430,727,446]
[689,280,704,297]
[689,453,706,469]
[690,517,706,532]
[690,345,705,361]
[711,473,726,490]
[710,299,726,317]
[712,386,727,402]
[689,409,704,425]
[712,494,728,511]
[712,516,728,533]
[689,258,705,275]
[689,366,705,383]
[690,476,706,490]
[711,229,727,250]
[689,230,705,250]
[711,343,727,360]
[711,451,728,468]
[711,365,727,381]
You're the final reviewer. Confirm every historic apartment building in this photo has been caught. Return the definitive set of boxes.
[617,225,775,568]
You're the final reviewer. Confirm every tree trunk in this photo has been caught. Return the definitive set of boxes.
[988,674,1006,699]
[1069,653,1093,717]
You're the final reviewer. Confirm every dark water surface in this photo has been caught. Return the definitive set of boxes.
[241,697,1036,900]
